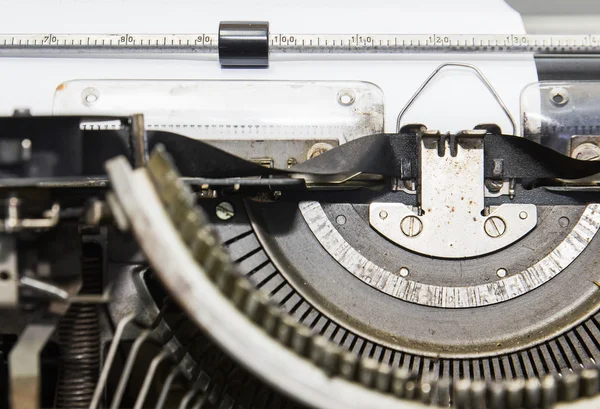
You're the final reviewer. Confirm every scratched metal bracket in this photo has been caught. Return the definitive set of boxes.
[369,131,537,258]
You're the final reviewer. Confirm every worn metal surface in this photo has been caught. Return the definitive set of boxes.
[106,155,435,409]
[251,200,600,359]
[54,80,385,146]
[305,201,598,308]
[106,148,600,408]
[370,132,537,258]
[522,81,600,153]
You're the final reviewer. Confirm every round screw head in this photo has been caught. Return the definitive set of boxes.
[484,216,506,238]
[379,210,388,220]
[399,267,409,277]
[519,211,528,220]
[496,268,507,278]
[337,89,356,106]
[307,142,334,160]
[215,202,235,221]
[572,142,600,161]
[550,87,569,106]
[400,216,423,237]
[485,179,504,193]
[82,87,100,105]
[336,215,347,225]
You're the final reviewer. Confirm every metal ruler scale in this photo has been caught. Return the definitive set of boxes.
[1,33,600,55]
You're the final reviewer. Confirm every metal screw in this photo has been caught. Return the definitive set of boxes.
[336,215,346,225]
[403,179,416,192]
[307,142,334,160]
[485,179,503,193]
[215,202,235,221]
[286,157,298,168]
[550,87,568,106]
[559,216,570,228]
[484,216,506,238]
[572,143,600,161]
[82,87,99,105]
[400,216,423,237]
[337,89,356,106]
[519,211,528,220]
[399,267,409,277]
[379,210,388,220]
[496,268,507,278]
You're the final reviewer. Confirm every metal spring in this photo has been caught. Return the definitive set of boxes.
[55,243,103,408]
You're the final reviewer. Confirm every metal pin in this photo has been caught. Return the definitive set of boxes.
[541,374,557,409]
[524,378,542,409]
[505,379,525,409]
[291,325,312,356]
[309,336,328,367]
[560,373,580,401]
[358,358,378,388]
[276,315,296,346]
[375,363,392,393]
[580,369,599,397]
[262,305,282,336]
[391,367,411,398]
[322,345,341,377]
[339,352,359,380]
[243,291,268,322]
[436,378,451,407]
[131,114,148,167]
[488,381,506,409]
[231,279,252,308]
[453,379,471,409]
[21,139,31,161]
[419,373,436,404]
[404,377,418,400]
[470,380,486,409]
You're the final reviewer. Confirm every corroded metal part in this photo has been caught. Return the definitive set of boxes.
[106,147,600,409]
[302,200,600,308]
